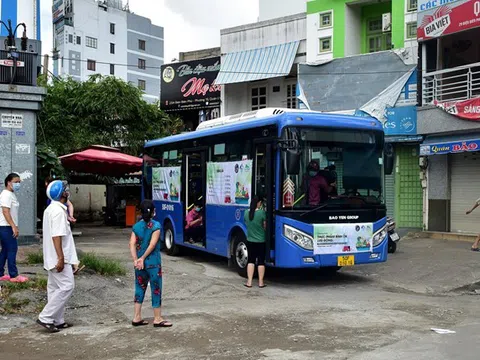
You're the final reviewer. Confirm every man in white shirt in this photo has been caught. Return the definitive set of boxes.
[37,180,79,333]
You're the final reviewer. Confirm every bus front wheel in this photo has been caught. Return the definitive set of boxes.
[164,223,180,256]
[232,233,248,278]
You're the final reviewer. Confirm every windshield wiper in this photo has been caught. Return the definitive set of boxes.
[300,202,329,217]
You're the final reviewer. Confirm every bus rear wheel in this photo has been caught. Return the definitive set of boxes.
[164,223,180,256]
[232,233,248,278]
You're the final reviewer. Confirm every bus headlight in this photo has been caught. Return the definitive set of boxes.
[283,225,314,250]
[373,226,387,247]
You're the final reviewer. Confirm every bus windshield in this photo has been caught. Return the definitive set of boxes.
[282,127,384,209]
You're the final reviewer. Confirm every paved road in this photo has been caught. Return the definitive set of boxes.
[1,226,480,359]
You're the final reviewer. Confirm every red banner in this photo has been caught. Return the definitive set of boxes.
[417,0,480,41]
[434,97,480,120]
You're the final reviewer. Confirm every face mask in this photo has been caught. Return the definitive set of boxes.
[12,183,21,192]
[195,207,201,212]
[309,171,317,177]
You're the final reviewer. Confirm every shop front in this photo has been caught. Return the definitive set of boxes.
[160,56,221,130]
[421,134,480,233]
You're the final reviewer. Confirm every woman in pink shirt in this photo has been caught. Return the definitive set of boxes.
[185,201,203,244]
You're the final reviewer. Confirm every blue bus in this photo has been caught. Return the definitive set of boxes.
[143,108,394,276]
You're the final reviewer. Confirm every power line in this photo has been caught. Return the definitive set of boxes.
[39,53,419,76]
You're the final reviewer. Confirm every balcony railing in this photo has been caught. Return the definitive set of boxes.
[422,62,480,105]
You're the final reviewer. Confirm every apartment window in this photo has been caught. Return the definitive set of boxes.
[406,22,417,39]
[87,59,96,71]
[138,39,146,51]
[138,79,146,90]
[86,36,98,49]
[319,37,332,53]
[138,58,146,70]
[110,23,115,34]
[286,84,297,109]
[76,36,81,45]
[110,64,115,75]
[251,86,267,111]
[366,17,391,53]
[110,43,115,54]
[68,34,73,43]
[319,11,332,28]
[407,0,417,12]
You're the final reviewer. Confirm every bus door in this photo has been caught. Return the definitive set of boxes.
[253,140,275,264]
[182,147,207,248]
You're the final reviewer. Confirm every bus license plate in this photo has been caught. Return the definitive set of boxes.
[338,255,354,266]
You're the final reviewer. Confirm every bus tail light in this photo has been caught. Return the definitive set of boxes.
[283,225,314,250]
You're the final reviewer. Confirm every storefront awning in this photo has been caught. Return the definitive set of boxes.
[420,133,480,156]
[215,41,300,85]
[59,145,143,176]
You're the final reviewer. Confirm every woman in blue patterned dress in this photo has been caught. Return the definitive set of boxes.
[129,199,172,328]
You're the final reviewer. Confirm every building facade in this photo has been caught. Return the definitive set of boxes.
[306,0,418,64]
[52,0,163,103]
[417,0,480,233]
[217,13,307,116]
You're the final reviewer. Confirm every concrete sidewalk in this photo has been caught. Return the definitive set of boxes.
[346,235,480,294]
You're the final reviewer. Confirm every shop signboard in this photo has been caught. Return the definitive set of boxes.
[384,106,417,136]
[313,223,374,255]
[420,139,480,155]
[417,0,480,41]
[434,97,480,120]
[52,0,65,24]
[206,160,252,206]
[160,57,221,112]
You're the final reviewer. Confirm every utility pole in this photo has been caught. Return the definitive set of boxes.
[43,54,49,83]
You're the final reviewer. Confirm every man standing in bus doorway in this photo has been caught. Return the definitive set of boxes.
[466,198,480,251]
[303,160,331,206]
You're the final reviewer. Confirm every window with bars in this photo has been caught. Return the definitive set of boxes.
[138,79,146,90]
[319,11,332,28]
[286,84,297,109]
[407,0,417,12]
[406,22,417,39]
[138,58,146,70]
[110,23,115,34]
[86,36,98,49]
[110,64,115,75]
[139,39,146,51]
[87,59,96,71]
[251,86,267,110]
[68,34,73,43]
[319,37,332,53]
[110,43,115,54]
[76,36,81,45]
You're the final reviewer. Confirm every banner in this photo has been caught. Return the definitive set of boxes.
[152,167,181,202]
[417,0,480,41]
[420,139,480,155]
[434,97,480,120]
[313,223,374,255]
[160,57,221,112]
[206,160,252,206]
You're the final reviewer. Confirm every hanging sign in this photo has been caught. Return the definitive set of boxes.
[420,139,480,155]
[206,160,252,206]
[283,177,295,207]
[434,97,480,120]
[313,223,374,255]
[152,167,181,203]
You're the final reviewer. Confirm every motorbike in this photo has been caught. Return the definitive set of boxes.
[387,217,400,254]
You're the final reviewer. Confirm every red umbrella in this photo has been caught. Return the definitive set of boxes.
[59,145,143,176]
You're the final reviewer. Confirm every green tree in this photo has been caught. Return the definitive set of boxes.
[38,74,182,156]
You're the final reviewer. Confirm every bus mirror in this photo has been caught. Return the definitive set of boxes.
[384,143,394,175]
[286,150,301,175]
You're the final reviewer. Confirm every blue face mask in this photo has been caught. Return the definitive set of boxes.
[12,183,21,192]
[308,171,317,177]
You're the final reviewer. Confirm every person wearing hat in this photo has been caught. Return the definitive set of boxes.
[303,160,332,206]
[37,180,79,333]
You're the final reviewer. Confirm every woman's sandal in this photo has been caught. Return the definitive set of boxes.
[153,320,173,328]
[36,319,60,333]
[132,320,149,327]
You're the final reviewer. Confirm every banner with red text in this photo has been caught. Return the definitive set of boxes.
[160,57,221,112]
[434,97,480,120]
[417,0,480,41]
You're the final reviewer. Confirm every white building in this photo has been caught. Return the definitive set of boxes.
[52,0,163,103]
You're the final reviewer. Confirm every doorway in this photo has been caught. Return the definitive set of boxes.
[183,149,207,248]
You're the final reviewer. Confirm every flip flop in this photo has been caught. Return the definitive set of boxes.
[471,248,480,252]
[259,284,267,288]
[73,265,85,275]
[36,319,60,333]
[153,320,173,328]
[244,283,252,288]
[132,320,149,327]
[10,275,29,283]
[55,323,73,329]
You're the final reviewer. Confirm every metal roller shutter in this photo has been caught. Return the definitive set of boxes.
[450,152,480,233]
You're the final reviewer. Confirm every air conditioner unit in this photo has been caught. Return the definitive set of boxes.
[382,13,392,32]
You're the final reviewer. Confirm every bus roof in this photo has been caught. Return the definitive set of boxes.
[145,108,383,148]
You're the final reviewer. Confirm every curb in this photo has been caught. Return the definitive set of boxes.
[420,231,477,243]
